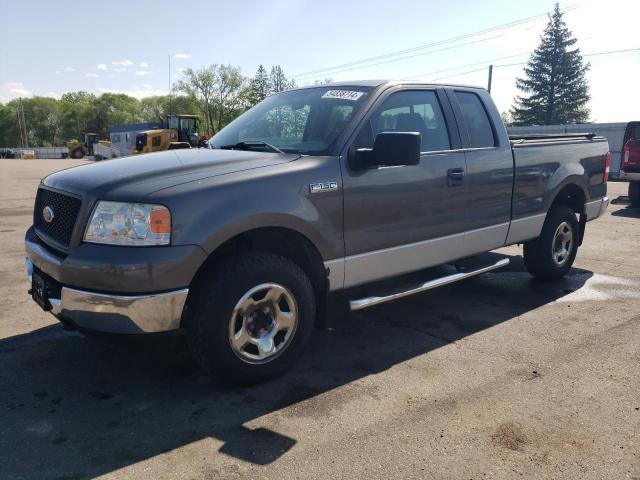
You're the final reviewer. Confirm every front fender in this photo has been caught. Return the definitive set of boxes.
[150,157,344,261]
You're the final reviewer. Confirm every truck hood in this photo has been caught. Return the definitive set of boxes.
[42,148,299,199]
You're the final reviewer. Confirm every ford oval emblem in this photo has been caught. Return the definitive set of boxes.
[42,206,55,223]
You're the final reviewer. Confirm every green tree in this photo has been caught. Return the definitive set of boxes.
[268,65,295,94]
[91,93,143,138]
[212,64,249,132]
[510,3,590,125]
[17,97,63,147]
[0,103,20,147]
[175,66,217,135]
[176,64,249,135]
[248,64,270,106]
[60,91,96,141]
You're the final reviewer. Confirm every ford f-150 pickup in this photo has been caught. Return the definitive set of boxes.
[25,80,610,384]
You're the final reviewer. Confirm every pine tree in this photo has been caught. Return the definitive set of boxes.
[269,65,295,95]
[510,3,590,125]
[248,65,270,106]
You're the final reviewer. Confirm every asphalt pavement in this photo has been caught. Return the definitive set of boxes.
[0,159,638,480]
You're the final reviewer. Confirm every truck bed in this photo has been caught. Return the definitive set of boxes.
[508,133,609,225]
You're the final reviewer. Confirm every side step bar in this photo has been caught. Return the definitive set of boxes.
[349,257,510,311]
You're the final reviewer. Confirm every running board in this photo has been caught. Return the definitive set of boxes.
[349,257,510,311]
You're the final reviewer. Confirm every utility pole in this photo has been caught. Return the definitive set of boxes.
[16,98,28,149]
[168,54,172,116]
[487,64,493,94]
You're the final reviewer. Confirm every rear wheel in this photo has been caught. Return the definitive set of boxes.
[523,205,579,281]
[629,181,640,207]
[185,253,316,385]
[70,147,84,159]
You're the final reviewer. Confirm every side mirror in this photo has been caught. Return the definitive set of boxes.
[354,132,421,169]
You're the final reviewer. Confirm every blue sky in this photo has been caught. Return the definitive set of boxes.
[0,0,638,121]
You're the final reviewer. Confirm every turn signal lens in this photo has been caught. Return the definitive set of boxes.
[604,151,611,183]
[150,207,171,234]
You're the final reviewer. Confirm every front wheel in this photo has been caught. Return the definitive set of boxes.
[185,253,316,385]
[629,181,640,207]
[523,205,579,281]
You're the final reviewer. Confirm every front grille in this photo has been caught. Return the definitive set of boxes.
[34,188,82,248]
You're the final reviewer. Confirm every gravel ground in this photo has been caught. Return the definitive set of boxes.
[0,159,638,480]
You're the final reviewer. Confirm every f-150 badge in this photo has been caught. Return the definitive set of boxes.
[310,181,338,194]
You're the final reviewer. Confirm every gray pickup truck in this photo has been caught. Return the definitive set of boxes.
[25,81,610,383]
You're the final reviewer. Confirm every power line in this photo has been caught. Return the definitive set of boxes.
[402,52,530,80]
[426,47,640,82]
[295,35,505,81]
[292,4,580,80]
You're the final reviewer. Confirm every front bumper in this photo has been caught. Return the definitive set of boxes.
[26,256,188,334]
[24,226,205,334]
[585,196,609,221]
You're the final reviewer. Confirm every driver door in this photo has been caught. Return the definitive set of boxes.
[341,87,468,287]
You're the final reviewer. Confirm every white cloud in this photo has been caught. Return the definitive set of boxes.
[135,70,152,76]
[139,61,149,68]
[113,67,127,72]
[173,53,192,59]
[63,67,75,72]
[96,86,167,99]
[97,64,108,71]
[112,59,134,67]
[0,82,31,102]
[85,73,100,78]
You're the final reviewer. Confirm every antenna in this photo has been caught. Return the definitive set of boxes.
[168,54,172,116]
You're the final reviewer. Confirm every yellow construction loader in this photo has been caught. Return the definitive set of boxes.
[67,133,100,159]
[133,114,205,154]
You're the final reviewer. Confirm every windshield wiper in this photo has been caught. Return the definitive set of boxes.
[219,141,284,154]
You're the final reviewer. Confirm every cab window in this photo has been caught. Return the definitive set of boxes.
[369,90,451,152]
[454,91,496,148]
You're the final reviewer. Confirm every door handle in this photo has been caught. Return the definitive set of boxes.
[447,168,465,180]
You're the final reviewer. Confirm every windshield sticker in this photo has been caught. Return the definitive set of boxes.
[321,90,365,101]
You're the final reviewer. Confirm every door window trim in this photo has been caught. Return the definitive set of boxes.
[341,85,465,169]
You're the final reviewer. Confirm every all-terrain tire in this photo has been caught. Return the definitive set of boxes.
[185,253,316,385]
[629,181,640,207]
[523,205,579,281]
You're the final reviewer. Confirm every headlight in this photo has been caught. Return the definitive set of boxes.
[84,201,171,246]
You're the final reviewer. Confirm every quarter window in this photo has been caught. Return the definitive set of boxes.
[454,91,496,148]
[370,90,451,152]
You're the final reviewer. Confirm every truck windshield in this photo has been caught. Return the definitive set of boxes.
[210,87,372,155]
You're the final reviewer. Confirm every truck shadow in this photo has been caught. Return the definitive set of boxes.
[610,195,640,218]
[0,255,594,479]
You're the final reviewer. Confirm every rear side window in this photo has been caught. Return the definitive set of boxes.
[152,135,161,147]
[454,91,496,148]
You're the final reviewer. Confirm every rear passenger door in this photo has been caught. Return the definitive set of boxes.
[341,87,468,287]
[447,88,514,252]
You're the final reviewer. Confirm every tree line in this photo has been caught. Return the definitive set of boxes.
[0,65,297,148]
